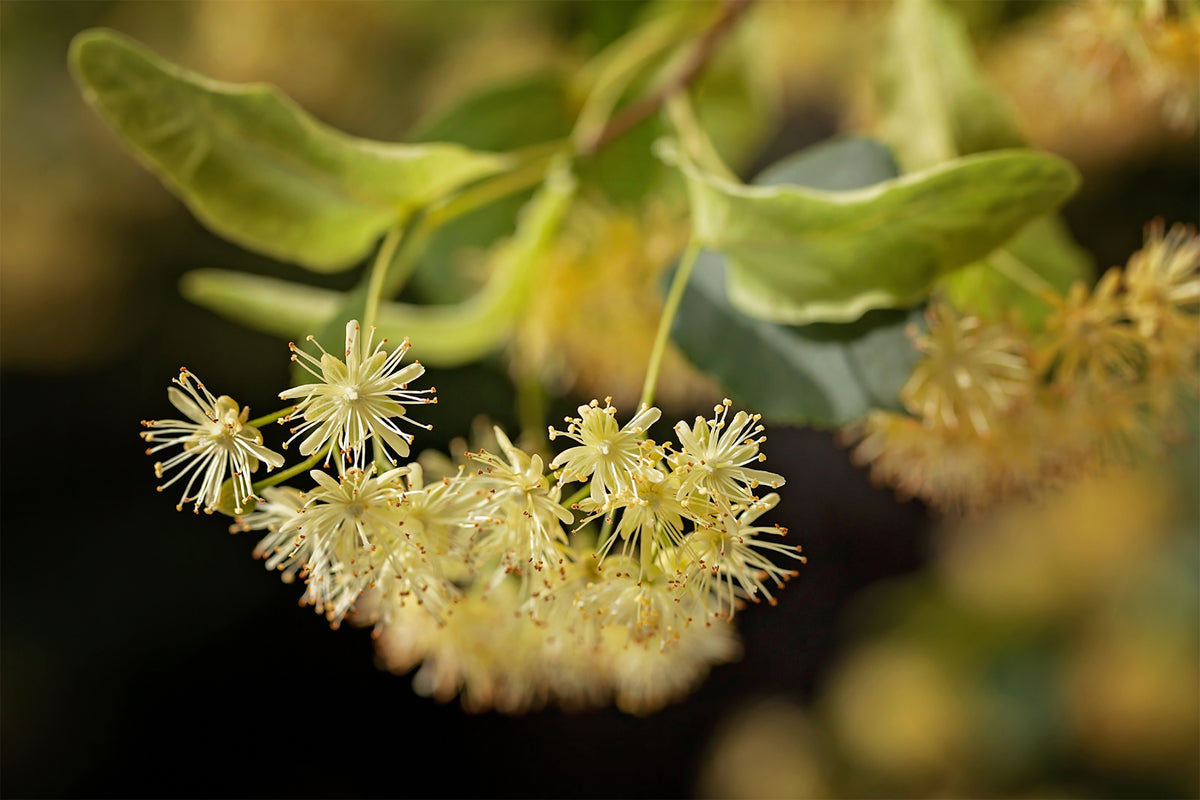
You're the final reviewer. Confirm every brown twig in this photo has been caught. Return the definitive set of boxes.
[576,0,756,157]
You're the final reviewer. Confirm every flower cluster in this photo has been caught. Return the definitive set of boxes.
[845,220,1200,513]
[144,321,800,714]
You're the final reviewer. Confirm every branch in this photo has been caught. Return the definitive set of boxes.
[576,0,755,157]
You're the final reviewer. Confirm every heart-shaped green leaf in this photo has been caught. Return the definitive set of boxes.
[663,140,1080,325]
[69,29,510,272]
[672,249,922,426]
[669,136,924,426]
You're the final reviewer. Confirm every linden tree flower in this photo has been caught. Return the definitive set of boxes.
[595,471,693,561]
[681,493,804,619]
[901,304,1032,437]
[282,465,413,626]
[606,618,740,716]
[1041,269,1144,388]
[280,320,436,470]
[1125,220,1200,337]
[1124,219,1200,387]
[548,398,664,508]
[583,555,697,652]
[673,399,784,507]
[467,427,574,579]
[233,485,309,583]
[140,368,284,515]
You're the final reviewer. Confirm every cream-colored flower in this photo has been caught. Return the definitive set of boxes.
[1041,269,1144,388]
[901,304,1032,437]
[607,619,741,716]
[582,555,699,652]
[281,465,412,626]
[389,583,553,715]
[681,493,804,619]
[232,485,308,583]
[141,368,284,514]
[549,398,664,508]
[673,399,784,507]
[1124,220,1200,395]
[466,426,574,580]
[595,470,694,561]
[280,320,435,469]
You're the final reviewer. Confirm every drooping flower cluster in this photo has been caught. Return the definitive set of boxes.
[845,220,1200,513]
[143,321,801,715]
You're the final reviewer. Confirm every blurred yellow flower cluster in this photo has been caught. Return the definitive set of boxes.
[988,0,1199,168]
[510,198,719,412]
[846,220,1200,513]
[699,466,1199,799]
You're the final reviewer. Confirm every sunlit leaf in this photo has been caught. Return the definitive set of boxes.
[70,29,510,272]
[872,0,1094,324]
[940,216,1094,328]
[670,136,923,426]
[182,160,578,367]
[664,139,1080,325]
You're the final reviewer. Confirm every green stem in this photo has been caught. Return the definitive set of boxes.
[363,226,405,332]
[378,148,560,300]
[564,483,591,508]
[247,406,291,429]
[516,369,549,453]
[987,250,1059,303]
[252,445,328,493]
[423,148,559,233]
[639,237,702,409]
[575,0,755,157]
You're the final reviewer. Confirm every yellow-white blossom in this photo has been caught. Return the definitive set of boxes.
[141,368,283,514]
[549,398,664,508]
[280,320,435,469]
[673,399,784,507]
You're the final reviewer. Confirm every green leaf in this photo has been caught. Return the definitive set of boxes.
[408,72,575,303]
[669,136,923,426]
[672,250,922,426]
[182,160,578,367]
[753,136,899,191]
[664,140,1081,325]
[939,216,1095,328]
[876,0,1025,171]
[410,72,574,153]
[69,29,510,272]
[871,0,1094,326]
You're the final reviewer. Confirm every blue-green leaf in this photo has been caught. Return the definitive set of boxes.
[672,250,922,426]
[669,136,923,426]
